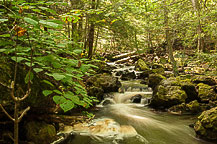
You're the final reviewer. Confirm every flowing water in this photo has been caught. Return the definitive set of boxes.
[54,65,215,144]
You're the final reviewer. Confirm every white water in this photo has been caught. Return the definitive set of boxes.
[54,65,214,144]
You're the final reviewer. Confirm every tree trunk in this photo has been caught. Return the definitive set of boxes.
[87,0,96,59]
[164,0,178,76]
[191,0,204,52]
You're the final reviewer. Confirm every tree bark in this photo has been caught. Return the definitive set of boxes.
[164,0,178,76]
[87,0,96,59]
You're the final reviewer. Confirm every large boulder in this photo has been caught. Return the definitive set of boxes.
[181,79,198,102]
[192,75,216,86]
[148,74,166,90]
[25,121,57,144]
[194,107,217,141]
[120,71,136,80]
[86,73,121,100]
[197,83,217,103]
[150,77,188,109]
[168,100,201,114]
[135,59,149,71]
[150,85,187,108]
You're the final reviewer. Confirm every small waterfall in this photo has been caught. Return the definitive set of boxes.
[54,65,214,144]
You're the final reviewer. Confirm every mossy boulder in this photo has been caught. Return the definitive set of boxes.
[120,71,136,80]
[148,74,166,90]
[135,59,149,71]
[192,76,216,86]
[181,79,198,102]
[194,107,217,141]
[151,63,165,75]
[197,83,217,102]
[150,84,187,109]
[25,121,56,144]
[169,100,201,114]
[86,73,121,100]
[90,60,115,74]
[186,100,201,113]
[151,68,165,75]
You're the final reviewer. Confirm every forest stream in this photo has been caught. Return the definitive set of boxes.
[54,65,215,144]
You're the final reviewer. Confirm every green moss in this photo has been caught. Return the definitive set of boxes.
[197,83,216,102]
[194,107,217,140]
[135,59,149,71]
[25,121,56,144]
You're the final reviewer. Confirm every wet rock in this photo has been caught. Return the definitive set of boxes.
[150,84,187,109]
[86,73,121,100]
[131,94,142,103]
[148,74,166,90]
[135,59,149,71]
[197,83,217,103]
[168,100,201,114]
[192,76,216,86]
[25,121,56,144]
[168,103,186,113]
[87,86,104,101]
[120,71,136,80]
[194,107,217,141]
[186,100,201,113]
[137,70,150,79]
[102,99,115,106]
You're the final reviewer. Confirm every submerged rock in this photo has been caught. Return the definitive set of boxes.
[194,107,217,141]
[25,121,56,144]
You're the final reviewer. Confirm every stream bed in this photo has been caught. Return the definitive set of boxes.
[54,65,215,144]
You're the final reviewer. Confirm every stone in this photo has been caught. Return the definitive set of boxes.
[120,71,136,80]
[192,75,216,86]
[194,107,217,141]
[148,74,166,90]
[181,79,198,102]
[150,84,187,108]
[135,59,149,71]
[136,70,150,79]
[131,94,142,103]
[186,100,201,113]
[197,83,217,102]
[25,121,56,144]
[86,73,121,100]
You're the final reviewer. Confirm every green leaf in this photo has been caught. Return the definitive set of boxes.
[24,17,38,26]
[25,72,34,84]
[0,34,10,37]
[0,49,7,52]
[52,73,66,81]
[39,20,59,28]
[53,90,62,95]
[0,19,8,22]
[33,68,43,73]
[42,90,53,96]
[53,95,66,104]
[11,57,26,62]
[60,100,74,112]
[42,80,54,87]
